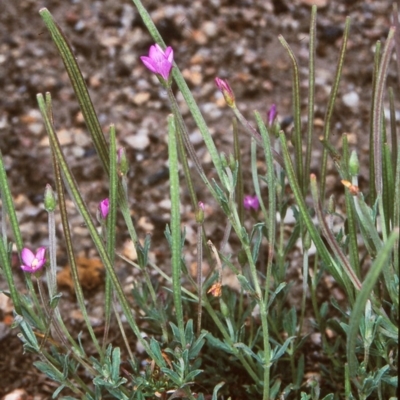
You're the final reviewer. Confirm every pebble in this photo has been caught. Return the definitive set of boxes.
[202,21,218,38]
[132,92,150,106]
[122,239,137,261]
[123,132,150,150]
[300,0,328,7]
[2,389,28,400]
[201,102,222,120]
[342,91,360,108]
[189,129,204,145]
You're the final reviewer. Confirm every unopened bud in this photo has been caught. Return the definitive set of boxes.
[99,198,110,219]
[117,147,129,176]
[44,184,56,212]
[195,202,205,224]
[349,150,359,177]
[215,77,235,108]
[220,298,229,317]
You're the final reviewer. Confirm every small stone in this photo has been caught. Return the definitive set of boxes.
[71,146,85,158]
[56,129,73,146]
[123,132,150,150]
[122,239,138,261]
[202,21,218,38]
[132,92,150,106]
[342,91,359,108]
[189,129,203,145]
[201,102,222,120]
[182,68,203,86]
[300,0,328,7]
[27,122,43,135]
[137,216,155,232]
[2,389,28,400]
[159,199,171,210]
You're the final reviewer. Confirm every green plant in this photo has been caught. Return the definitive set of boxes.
[0,2,398,399]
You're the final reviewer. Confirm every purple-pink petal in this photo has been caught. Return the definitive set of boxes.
[99,198,110,219]
[36,247,46,262]
[268,104,277,126]
[141,44,174,81]
[140,56,158,74]
[21,248,35,267]
[243,195,260,211]
[20,247,46,273]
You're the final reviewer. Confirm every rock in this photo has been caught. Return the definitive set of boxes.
[300,0,328,7]
[342,91,360,108]
[132,92,150,106]
[123,131,150,150]
[1,389,28,400]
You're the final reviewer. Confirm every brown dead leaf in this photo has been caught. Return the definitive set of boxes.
[57,257,104,292]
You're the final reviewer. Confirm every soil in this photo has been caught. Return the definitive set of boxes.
[0,0,396,398]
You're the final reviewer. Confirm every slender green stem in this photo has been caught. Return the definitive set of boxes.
[369,41,381,201]
[372,27,395,194]
[102,125,118,351]
[233,118,245,225]
[196,223,203,336]
[343,136,360,279]
[304,5,317,195]
[0,238,21,314]
[388,88,398,169]
[167,87,219,202]
[255,112,276,302]
[278,35,303,192]
[0,149,23,252]
[319,17,351,199]
[46,211,57,298]
[167,115,186,346]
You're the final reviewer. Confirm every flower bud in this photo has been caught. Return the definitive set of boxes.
[195,201,205,224]
[267,104,277,127]
[215,77,235,108]
[44,184,56,212]
[117,147,129,176]
[220,298,230,317]
[349,150,359,177]
[99,198,110,219]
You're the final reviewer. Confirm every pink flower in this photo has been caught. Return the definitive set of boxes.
[99,198,110,219]
[140,44,174,81]
[215,77,235,107]
[243,195,259,211]
[20,247,46,273]
[267,104,277,127]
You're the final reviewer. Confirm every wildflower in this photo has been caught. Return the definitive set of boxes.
[20,247,46,273]
[215,77,235,107]
[99,198,110,219]
[243,195,259,211]
[267,104,277,127]
[140,44,174,81]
